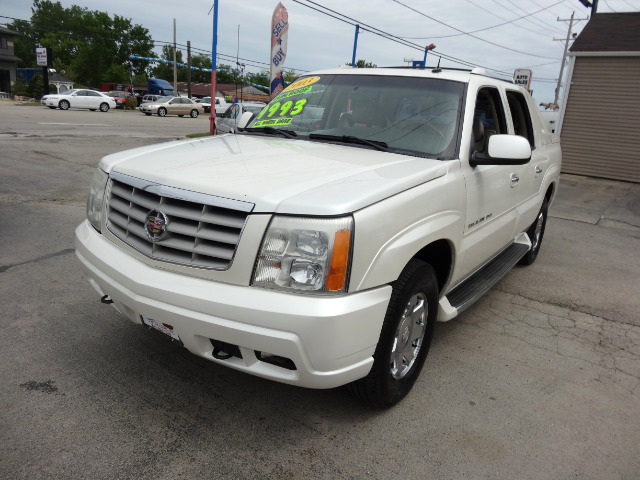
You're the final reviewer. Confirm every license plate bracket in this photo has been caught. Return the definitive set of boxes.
[141,316,182,344]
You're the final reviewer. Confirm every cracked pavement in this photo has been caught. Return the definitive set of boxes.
[1,103,639,479]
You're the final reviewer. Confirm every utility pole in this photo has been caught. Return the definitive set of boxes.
[209,1,219,135]
[187,41,191,99]
[553,12,588,105]
[173,19,178,96]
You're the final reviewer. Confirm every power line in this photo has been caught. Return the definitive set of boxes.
[292,0,515,77]
[497,0,566,34]
[402,0,569,39]
[392,0,560,59]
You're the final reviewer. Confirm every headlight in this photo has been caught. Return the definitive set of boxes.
[86,168,108,232]
[252,215,353,294]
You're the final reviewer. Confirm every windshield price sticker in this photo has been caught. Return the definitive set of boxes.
[253,117,293,127]
[283,76,320,92]
[252,98,308,128]
[275,85,313,101]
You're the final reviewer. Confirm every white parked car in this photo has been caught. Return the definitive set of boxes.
[215,102,266,134]
[41,89,117,112]
[76,67,561,407]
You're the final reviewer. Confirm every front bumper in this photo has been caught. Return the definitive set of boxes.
[75,220,391,389]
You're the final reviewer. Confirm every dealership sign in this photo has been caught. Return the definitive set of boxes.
[513,69,532,92]
[36,47,48,67]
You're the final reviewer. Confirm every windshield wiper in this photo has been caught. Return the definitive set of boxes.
[308,134,389,152]
[245,126,297,138]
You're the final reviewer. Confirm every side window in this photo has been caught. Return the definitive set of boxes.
[472,87,507,152]
[506,90,534,147]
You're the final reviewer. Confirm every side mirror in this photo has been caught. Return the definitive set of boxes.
[471,134,531,167]
[237,111,255,131]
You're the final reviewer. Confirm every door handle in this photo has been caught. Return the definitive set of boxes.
[535,166,543,178]
[510,173,519,187]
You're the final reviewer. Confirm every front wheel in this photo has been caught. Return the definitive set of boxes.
[158,108,167,117]
[349,259,438,407]
[99,103,109,112]
[190,109,199,118]
[59,100,70,110]
[519,198,549,266]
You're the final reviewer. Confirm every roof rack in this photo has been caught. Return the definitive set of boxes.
[382,65,514,84]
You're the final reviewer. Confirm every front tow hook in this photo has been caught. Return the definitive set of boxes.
[100,295,114,304]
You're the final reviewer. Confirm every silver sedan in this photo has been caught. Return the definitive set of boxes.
[139,96,204,118]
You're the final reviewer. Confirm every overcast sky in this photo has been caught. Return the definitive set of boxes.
[3,0,638,104]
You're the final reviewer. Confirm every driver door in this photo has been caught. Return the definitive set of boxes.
[460,86,529,275]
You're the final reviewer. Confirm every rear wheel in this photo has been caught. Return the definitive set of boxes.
[349,259,438,407]
[59,100,70,110]
[190,109,199,118]
[519,198,549,266]
[158,108,167,117]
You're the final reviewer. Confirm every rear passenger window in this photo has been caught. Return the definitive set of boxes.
[506,90,535,147]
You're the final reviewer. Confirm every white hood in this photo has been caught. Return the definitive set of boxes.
[100,134,449,215]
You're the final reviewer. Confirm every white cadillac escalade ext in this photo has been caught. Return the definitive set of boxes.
[75,67,561,407]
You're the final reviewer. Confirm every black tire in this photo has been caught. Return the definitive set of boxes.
[99,103,109,112]
[519,198,549,266]
[158,108,167,117]
[59,100,70,110]
[349,259,438,407]
[190,109,199,118]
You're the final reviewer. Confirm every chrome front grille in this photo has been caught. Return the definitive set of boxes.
[105,172,254,270]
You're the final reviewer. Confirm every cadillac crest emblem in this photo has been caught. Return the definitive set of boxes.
[144,210,170,242]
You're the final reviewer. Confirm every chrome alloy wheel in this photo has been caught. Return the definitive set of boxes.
[390,292,427,380]
[531,210,545,251]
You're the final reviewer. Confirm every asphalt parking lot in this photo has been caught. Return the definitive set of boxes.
[1,102,639,479]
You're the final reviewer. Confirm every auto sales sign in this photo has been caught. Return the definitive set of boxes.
[513,69,533,93]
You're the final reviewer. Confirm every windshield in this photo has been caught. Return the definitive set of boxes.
[246,74,464,158]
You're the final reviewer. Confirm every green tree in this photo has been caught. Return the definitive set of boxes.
[150,45,185,81]
[27,74,45,99]
[345,59,377,68]
[11,77,29,97]
[9,1,154,87]
[189,53,213,83]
